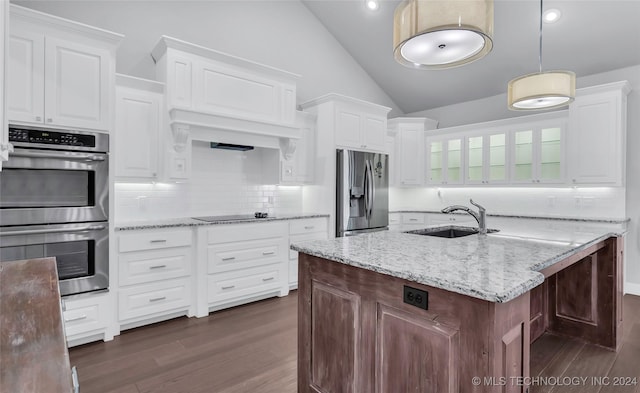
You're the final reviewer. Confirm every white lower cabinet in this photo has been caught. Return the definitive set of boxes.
[388,213,402,231]
[401,213,427,231]
[426,213,477,226]
[288,217,328,289]
[117,228,194,329]
[62,291,113,347]
[197,222,289,315]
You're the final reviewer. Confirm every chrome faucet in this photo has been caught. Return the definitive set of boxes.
[441,199,487,234]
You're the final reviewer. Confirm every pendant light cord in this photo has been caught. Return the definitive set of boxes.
[539,0,543,73]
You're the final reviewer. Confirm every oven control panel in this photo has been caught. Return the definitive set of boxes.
[9,128,96,148]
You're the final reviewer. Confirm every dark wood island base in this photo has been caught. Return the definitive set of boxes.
[297,237,623,393]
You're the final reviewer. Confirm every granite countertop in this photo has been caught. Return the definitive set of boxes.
[291,217,626,303]
[390,210,629,223]
[115,213,329,231]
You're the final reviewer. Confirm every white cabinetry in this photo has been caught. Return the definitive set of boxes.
[62,292,113,347]
[279,111,316,184]
[0,0,9,168]
[388,117,438,187]
[197,222,289,316]
[510,119,566,185]
[401,213,427,231]
[115,75,164,179]
[388,213,402,231]
[567,81,630,186]
[426,213,476,226]
[7,5,121,131]
[117,228,193,329]
[426,136,464,186]
[335,102,388,152]
[288,217,328,289]
[466,130,508,185]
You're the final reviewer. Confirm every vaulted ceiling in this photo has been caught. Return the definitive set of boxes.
[302,0,640,113]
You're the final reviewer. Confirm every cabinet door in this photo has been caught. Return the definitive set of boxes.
[44,37,110,130]
[386,135,396,187]
[427,140,444,184]
[512,129,535,184]
[466,135,484,184]
[335,108,362,149]
[539,126,564,183]
[446,138,463,185]
[115,87,160,178]
[363,115,386,151]
[487,133,507,184]
[568,93,621,185]
[296,126,315,183]
[398,126,423,186]
[7,29,45,124]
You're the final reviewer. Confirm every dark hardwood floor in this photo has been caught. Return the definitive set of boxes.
[70,293,640,393]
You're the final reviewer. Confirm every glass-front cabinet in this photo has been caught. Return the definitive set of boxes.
[465,131,507,185]
[510,121,565,184]
[426,137,463,185]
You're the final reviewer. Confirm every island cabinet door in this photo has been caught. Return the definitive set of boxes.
[299,253,532,393]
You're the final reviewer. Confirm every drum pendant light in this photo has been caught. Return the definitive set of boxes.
[508,0,575,110]
[393,0,494,69]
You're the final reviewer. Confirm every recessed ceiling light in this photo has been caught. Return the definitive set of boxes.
[365,0,379,11]
[543,8,561,23]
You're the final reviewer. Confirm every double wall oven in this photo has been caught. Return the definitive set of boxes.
[0,126,109,296]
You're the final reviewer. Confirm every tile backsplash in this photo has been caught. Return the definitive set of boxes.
[114,142,303,223]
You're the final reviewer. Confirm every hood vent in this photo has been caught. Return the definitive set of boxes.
[210,142,254,151]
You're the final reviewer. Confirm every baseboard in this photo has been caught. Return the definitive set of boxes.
[624,282,640,296]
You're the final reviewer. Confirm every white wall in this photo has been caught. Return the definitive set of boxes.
[114,142,303,223]
[12,0,401,115]
[404,64,640,292]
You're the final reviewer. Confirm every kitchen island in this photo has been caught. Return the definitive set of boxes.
[291,218,625,393]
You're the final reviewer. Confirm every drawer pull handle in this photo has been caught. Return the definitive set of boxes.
[149,297,166,302]
[262,251,275,256]
[222,257,236,261]
[409,218,418,221]
[304,226,315,230]
[65,314,88,323]
[262,277,275,282]
[149,265,167,270]
[222,285,235,290]
[150,239,167,243]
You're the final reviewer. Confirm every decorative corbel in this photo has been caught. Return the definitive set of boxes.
[279,137,297,160]
[171,124,190,152]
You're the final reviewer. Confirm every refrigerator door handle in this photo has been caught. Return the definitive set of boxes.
[363,160,370,220]
[365,160,374,220]
[368,160,375,218]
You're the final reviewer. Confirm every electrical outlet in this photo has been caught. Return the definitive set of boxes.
[403,285,428,310]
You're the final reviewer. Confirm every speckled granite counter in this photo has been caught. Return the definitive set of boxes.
[391,210,628,223]
[291,217,626,303]
[115,213,329,231]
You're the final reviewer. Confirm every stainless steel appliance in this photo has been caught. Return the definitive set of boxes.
[0,126,109,296]
[336,149,389,237]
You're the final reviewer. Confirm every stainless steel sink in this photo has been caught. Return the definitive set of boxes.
[404,226,499,238]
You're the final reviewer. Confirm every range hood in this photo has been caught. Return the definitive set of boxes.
[168,108,308,158]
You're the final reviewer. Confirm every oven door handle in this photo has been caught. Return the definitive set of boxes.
[11,150,106,161]
[0,225,107,236]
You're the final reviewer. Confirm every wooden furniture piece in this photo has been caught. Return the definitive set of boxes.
[297,236,623,393]
[0,257,76,392]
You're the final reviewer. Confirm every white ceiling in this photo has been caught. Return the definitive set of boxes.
[301,0,640,113]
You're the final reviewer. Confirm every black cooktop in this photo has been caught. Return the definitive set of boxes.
[192,213,272,222]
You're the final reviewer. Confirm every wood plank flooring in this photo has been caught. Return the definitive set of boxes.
[70,293,640,393]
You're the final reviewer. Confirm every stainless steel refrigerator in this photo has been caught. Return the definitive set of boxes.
[336,149,389,237]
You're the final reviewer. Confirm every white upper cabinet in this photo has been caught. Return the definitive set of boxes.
[510,120,566,185]
[7,5,121,132]
[334,101,389,152]
[115,75,164,179]
[426,136,464,186]
[466,131,508,185]
[0,0,10,169]
[567,81,630,186]
[388,117,437,187]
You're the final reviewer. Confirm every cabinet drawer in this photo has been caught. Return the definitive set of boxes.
[428,214,475,225]
[289,217,327,235]
[206,222,288,244]
[389,213,401,225]
[62,293,109,337]
[402,213,425,224]
[119,247,192,286]
[208,238,286,274]
[208,264,283,304]
[118,277,191,321]
[118,229,192,252]
[289,232,328,260]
